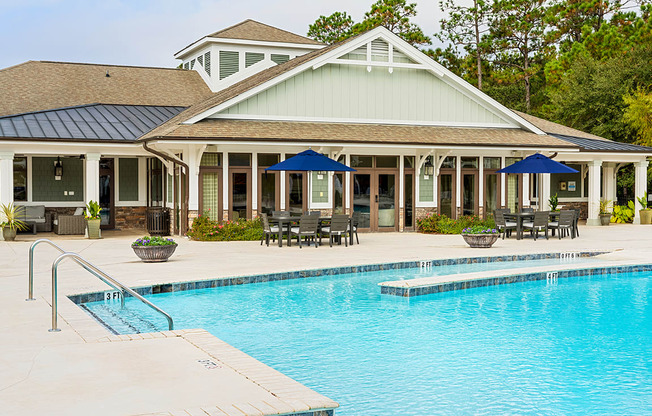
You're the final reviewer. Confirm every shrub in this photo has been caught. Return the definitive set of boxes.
[417,213,495,234]
[188,212,263,241]
[611,201,635,223]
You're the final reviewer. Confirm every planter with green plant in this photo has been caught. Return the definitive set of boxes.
[131,236,177,262]
[84,200,102,239]
[599,199,612,225]
[1,203,29,241]
[548,193,559,212]
[461,225,499,248]
[636,193,652,224]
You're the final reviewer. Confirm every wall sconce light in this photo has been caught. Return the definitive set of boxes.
[54,156,63,180]
[316,170,326,179]
[423,158,434,178]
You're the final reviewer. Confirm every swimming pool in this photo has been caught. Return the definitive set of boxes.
[83,258,652,415]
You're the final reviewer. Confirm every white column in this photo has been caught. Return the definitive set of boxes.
[432,152,438,209]
[344,153,350,212]
[251,152,258,211]
[455,155,461,214]
[186,146,200,211]
[399,155,404,208]
[603,163,616,206]
[478,157,484,210]
[0,152,15,207]
[541,173,551,211]
[523,173,530,207]
[633,160,649,224]
[222,151,229,211]
[280,153,286,210]
[586,159,603,226]
[85,153,101,203]
[500,156,506,208]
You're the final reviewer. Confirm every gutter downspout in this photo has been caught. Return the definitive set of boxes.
[142,140,190,235]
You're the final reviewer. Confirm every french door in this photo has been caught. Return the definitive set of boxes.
[229,169,251,220]
[439,170,456,219]
[352,170,398,232]
[99,158,115,229]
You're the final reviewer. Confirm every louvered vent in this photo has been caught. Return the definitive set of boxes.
[271,54,289,65]
[245,52,264,67]
[204,52,211,76]
[371,39,389,62]
[183,62,189,70]
[190,59,195,69]
[219,50,239,80]
[197,55,203,66]
[339,45,367,61]
[393,49,416,64]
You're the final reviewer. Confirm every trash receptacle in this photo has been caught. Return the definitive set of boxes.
[147,207,170,236]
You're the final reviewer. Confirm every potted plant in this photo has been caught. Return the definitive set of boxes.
[637,193,652,224]
[548,193,560,211]
[0,203,29,241]
[131,236,177,262]
[84,200,102,239]
[461,225,499,248]
[599,199,612,226]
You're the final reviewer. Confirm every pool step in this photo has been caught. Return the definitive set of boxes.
[90,304,160,334]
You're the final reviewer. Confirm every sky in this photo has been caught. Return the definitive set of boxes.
[0,0,445,70]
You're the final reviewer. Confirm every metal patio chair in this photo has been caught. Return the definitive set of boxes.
[320,214,350,247]
[260,213,280,246]
[548,210,575,239]
[494,210,517,239]
[522,211,550,240]
[290,215,320,248]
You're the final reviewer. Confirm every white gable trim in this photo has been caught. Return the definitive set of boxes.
[183,27,545,135]
[175,37,323,59]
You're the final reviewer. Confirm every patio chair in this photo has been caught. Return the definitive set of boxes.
[548,210,575,239]
[272,211,290,217]
[521,207,535,213]
[570,208,580,237]
[494,210,517,239]
[260,213,280,246]
[53,207,86,235]
[304,210,321,216]
[351,211,361,244]
[320,214,350,247]
[522,211,549,240]
[290,215,320,248]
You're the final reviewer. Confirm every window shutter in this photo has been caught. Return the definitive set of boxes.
[219,51,239,80]
[204,52,211,76]
[245,52,264,67]
[271,54,289,65]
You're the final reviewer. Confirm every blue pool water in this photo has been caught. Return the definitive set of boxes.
[84,258,652,415]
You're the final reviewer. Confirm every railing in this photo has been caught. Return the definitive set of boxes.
[28,238,125,307]
[49,252,174,332]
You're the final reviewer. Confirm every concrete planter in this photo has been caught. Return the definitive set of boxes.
[86,219,102,239]
[2,226,17,241]
[600,214,612,226]
[462,234,498,248]
[132,244,178,262]
[639,210,652,225]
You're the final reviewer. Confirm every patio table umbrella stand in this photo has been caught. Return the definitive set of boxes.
[497,153,579,211]
[264,149,356,246]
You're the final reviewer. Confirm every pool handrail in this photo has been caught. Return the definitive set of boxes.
[28,238,125,307]
[49,251,174,332]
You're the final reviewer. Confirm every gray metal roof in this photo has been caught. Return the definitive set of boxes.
[553,134,652,153]
[0,104,186,141]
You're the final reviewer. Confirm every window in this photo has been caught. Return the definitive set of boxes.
[118,158,139,201]
[461,157,478,169]
[200,153,221,167]
[404,156,415,169]
[440,156,456,169]
[219,51,239,80]
[376,156,398,168]
[245,52,264,68]
[350,156,373,168]
[258,153,279,167]
[228,153,251,167]
[271,54,289,65]
[13,157,27,201]
[483,157,500,170]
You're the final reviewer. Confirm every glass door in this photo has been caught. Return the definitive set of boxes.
[352,173,371,230]
[462,173,478,216]
[99,158,114,229]
[333,173,345,215]
[439,172,455,219]
[484,173,499,219]
[258,171,278,216]
[229,170,250,220]
[199,169,222,221]
[286,172,305,215]
[377,172,397,231]
[404,173,414,230]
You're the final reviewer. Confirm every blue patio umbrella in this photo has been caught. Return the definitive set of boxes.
[497,153,578,209]
[265,149,356,211]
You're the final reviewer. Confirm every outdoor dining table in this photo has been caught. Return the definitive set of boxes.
[268,215,355,247]
[504,211,561,240]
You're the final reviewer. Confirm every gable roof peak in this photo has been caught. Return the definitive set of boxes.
[206,19,323,45]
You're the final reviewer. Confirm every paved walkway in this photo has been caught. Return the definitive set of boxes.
[1,224,651,415]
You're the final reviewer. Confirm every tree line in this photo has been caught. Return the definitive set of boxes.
[308,0,652,149]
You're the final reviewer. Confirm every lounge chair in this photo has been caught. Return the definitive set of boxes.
[320,214,350,247]
[290,215,320,248]
[522,211,549,240]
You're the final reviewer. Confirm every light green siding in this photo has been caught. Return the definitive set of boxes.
[419,173,433,202]
[32,157,83,202]
[118,158,139,201]
[311,172,329,203]
[219,65,511,126]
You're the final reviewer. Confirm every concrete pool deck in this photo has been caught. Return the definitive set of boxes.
[1,223,651,415]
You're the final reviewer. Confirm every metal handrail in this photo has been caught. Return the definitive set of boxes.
[49,252,174,332]
[28,238,125,307]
